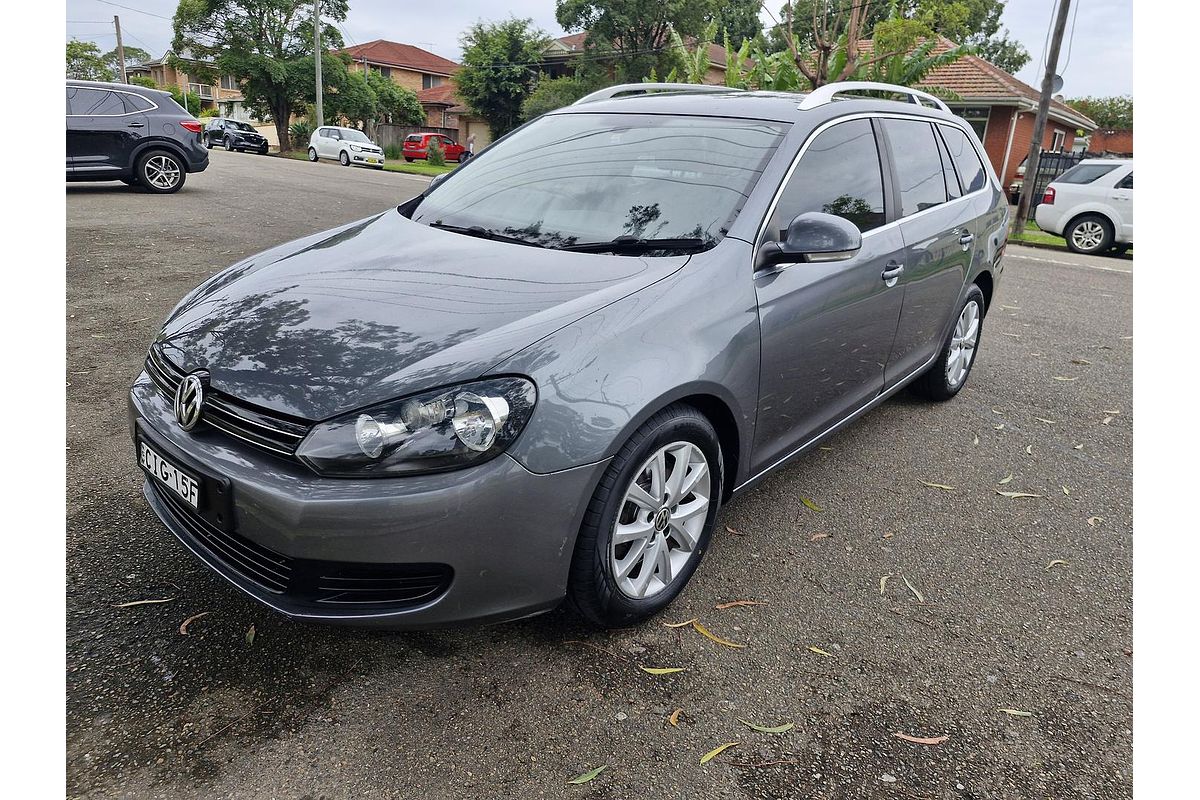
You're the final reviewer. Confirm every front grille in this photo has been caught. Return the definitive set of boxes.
[150,480,292,593]
[145,346,309,460]
[148,481,453,612]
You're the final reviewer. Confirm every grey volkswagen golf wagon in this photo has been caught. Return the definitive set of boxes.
[130,81,1007,628]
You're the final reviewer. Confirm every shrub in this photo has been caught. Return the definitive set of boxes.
[289,120,312,150]
[384,143,402,160]
[426,136,446,167]
[198,107,220,118]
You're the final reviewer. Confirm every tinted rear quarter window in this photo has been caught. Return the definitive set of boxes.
[882,119,947,216]
[1055,163,1120,184]
[939,124,988,193]
[122,93,155,112]
[1118,172,1133,189]
[767,119,886,237]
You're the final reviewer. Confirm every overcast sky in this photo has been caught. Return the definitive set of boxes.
[66,0,1131,97]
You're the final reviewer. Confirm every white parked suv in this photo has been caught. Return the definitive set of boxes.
[1034,158,1132,255]
[307,125,385,169]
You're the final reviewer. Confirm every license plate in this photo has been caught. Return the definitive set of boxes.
[368,157,381,163]
[140,440,200,510]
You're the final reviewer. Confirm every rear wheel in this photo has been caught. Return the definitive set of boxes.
[339,151,350,166]
[136,150,185,194]
[911,285,985,401]
[203,133,212,149]
[1065,214,1113,255]
[567,404,723,628]
[404,157,414,162]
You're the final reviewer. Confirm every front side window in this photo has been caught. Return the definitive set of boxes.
[412,113,788,250]
[883,119,948,217]
[1055,163,1120,184]
[68,88,126,116]
[766,119,886,239]
[939,124,988,193]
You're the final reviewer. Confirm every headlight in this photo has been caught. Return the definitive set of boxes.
[296,377,536,477]
[351,144,363,152]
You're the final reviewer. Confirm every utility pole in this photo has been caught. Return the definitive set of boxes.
[1012,0,1073,236]
[113,16,127,83]
[313,0,324,127]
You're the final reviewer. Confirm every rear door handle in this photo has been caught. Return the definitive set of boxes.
[881,261,904,286]
[127,121,145,128]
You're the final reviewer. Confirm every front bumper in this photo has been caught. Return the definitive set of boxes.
[129,373,607,628]
[350,151,385,165]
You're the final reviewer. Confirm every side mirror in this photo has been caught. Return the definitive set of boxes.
[428,173,449,191]
[756,212,862,270]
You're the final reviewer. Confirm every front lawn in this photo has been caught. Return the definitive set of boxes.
[279,150,457,178]
[1011,220,1065,249]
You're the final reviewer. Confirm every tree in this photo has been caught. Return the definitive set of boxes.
[172,0,348,151]
[365,69,424,127]
[709,0,764,49]
[456,18,550,139]
[167,84,203,115]
[1067,96,1133,130]
[521,75,597,120]
[974,31,1028,73]
[103,45,152,74]
[556,0,716,81]
[66,40,114,81]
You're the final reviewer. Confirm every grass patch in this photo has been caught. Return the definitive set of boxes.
[1011,220,1066,249]
[280,150,456,177]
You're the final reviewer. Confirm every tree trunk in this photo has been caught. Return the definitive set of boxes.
[273,101,292,152]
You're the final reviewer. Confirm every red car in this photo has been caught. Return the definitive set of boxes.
[402,133,470,163]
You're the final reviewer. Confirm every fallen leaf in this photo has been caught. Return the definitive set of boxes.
[819,446,833,451]
[1103,409,1121,415]
[998,708,1034,717]
[919,480,955,491]
[113,598,176,608]
[725,525,745,536]
[1074,443,1084,450]
[1102,416,1113,425]
[692,620,746,649]
[807,646,835,658]
[738,719,795,734]
[178,611,211,635]
[901,574,925,604]
[640,666,685,675]
[998,473,1014,485]
[1046,559,1068,570]
[700,742,739,764]
[1001,332,1020,338]
[663,617,699,628]
[882,531,894,539]
[1001,304,1021,310]
[880,574,892,595]
[715,600,767,610]
[1071,358,1092,365]
[1062,486,1070,496]
[1087,516,1105,527]
[1025,445,1033,455]
[245,624,256,646]
[1034,417,1057,425]
[809,532,829,541]
[568,765,607,785]
[1053,376,1078,382]
[668,708,683,727]
[893,732,949,746]
[800,496,823,513]
[992,408,1005,414]
[972,434,979,445]
[996,490,1043,499]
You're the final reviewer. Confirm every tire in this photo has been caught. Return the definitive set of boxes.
[308,147,319,162]
[567,404,724,628]
[1065,214,1113,255]
[224,136,235,152]
[135,149,186,194]
[339,151,350,166]
[911,285,986,402]
[203,134,212,149]
[258,145,269,155]
[404,157,414,163]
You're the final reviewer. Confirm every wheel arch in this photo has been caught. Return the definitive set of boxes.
[130,139,190,172]
[974,269,994,315]
[1065,207,1118,237]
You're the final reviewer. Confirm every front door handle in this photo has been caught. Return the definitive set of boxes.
[881,261,904,287]
[127,121,145,128]
[958,231,975,250]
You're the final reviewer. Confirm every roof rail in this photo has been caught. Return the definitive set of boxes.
[797,81,950,113]
[573,83,744,105]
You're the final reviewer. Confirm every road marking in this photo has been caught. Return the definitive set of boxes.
[1004,249,1132,275]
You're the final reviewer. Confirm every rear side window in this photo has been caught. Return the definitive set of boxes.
[1118,172,1133,189]
[122,93,155,112]
[935,130,963,200]
[405,134,421,143]
[1055,163,1120,184]
[881,119,947,217]
[767,119,886,238]
[939,124,988,193]
[68,88,126,116]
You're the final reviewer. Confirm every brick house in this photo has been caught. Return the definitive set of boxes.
[126,51,250,119]
[338,40,459,94]
[915,38,1097,190]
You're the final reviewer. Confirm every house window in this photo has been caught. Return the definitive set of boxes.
[220,75,238,90]
[1050,129,1066,152]
[422,74,442,90]
[952,106,990,141]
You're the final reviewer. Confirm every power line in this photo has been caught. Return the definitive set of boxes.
[91,0,172,21]
[1060,0,1083,74]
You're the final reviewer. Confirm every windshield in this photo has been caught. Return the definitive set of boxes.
[411,113,788,250]
[228,120,255,132]
[341,129,371,143]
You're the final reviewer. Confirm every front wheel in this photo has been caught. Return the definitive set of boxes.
[307,147,319,162]
[339,151,350,166]
[567,404,723,628]
[203,134,212,149]
[258,145,269,155]
[911,285,985,401]
[1065,214,1113,254]
[224,137,235,152]
[136,150,185,194]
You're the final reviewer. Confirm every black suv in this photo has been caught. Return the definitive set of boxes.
[203,118,270,154]
[66,80,209,194]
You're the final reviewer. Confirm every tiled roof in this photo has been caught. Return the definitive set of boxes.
[339,40,459,76]
[416,84,459,106]
[857,37,1096,130]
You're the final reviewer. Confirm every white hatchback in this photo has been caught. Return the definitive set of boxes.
[1034,158,1133,255]
[307,125,386,169]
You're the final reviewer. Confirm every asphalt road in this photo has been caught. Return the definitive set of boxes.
[67,150,1132,800]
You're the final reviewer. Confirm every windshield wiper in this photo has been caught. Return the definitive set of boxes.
[559,236,709,254]
[427,222,547,249]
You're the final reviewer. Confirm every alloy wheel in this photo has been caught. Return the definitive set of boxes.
[610,441,710,599]
[143,155,181,190]
[946,300,981,388]
[1071,220,1105,251]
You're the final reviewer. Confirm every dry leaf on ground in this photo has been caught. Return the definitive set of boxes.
[919,480,955,491]
[893,732,949,745]
[902,574,926,604]
[998,708,1034,717]
[1046,559,1068,570]
[113,598,176,608]
[725,525,745,536]
[1088,516,1105,526]
[178,611,210,635]
[1034,417,1057,425]
[700,742,739,764]
[738,719,795,734]
[1025,445,1033,455]
[1053,376,1078,382]
[880,574,892,595]
[998,473,1014,485]
[568,765,607,785]
[663,617,699,628]
[807,646,835,658]
[668,708,683,727]
[715,600,766,610]
[800,496,823,512]
[692,620,746,649]
[245,624,256,646]
[810,532,829,541]
[640,666,685,675]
